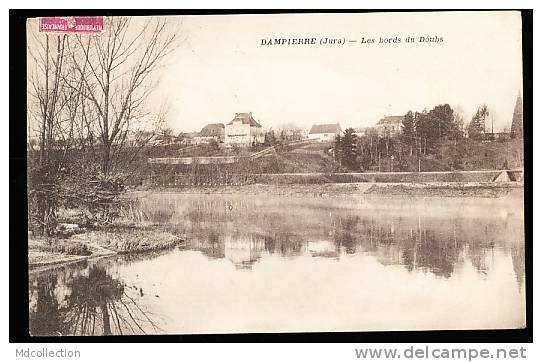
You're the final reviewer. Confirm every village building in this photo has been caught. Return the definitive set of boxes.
[193,123,225,144]
[273,125,307,141]
[307,123,342,142]
[177,131,199,145]
[154,129,177,146]
[353,127,370,138]
[224,112,264,147]
[374,116,404,136]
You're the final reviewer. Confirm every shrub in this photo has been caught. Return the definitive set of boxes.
[34,241,92,256]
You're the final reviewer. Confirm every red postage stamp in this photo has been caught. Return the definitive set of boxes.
[38,16,105,34]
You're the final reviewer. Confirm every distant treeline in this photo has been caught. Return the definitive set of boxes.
[333,103,523,173]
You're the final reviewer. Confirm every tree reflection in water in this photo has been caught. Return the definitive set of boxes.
[174,211,521,280]
[29,264,162,336]
[511,243,525,292]
[328,214,501,279]
[332,216,360,255]
[29,274,62,336]
[133,194,524,282]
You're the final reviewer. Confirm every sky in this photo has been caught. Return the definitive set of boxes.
[27,12,523,135]
[150,11,522,133]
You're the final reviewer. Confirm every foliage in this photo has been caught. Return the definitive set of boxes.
[27,148,128,234]
[429,104,455,140]
[415,104,457,153]
[467,105,489,140]
[28,166,61,236]
[340,128,359,170]
[62,173,127,226]
[208,138,220,151]
[331,128,360,171]
[325,101,521,173]
[264,129,277,146]
[511,94,523,139]
[31,240,92,256]
[333,134,342,165]
[401,110,416,153]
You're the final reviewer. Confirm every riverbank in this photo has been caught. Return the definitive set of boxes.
[28,223,185,269]
[140,181,523,198]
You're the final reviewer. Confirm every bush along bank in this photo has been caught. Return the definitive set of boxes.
[28,222,185,268]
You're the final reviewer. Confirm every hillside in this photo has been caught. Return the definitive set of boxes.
[118,138,524,187]
[255,139,524,174]
[398,139,524,172]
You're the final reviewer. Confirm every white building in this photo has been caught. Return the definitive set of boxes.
[353,127,370,138]
[308,123,342,142]
[374,116,403,137]
[224,112,264,147]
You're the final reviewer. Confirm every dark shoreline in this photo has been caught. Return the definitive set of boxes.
[136,181,523,198]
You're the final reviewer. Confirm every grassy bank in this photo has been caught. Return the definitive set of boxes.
[364,182,522,198]
[249,170,522,184]
[145,181,523,198]
[70,226,183,254]
[28,223,185,269]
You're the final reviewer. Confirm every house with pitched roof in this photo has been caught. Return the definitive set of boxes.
[224,112,264,147]
[353,127,370,138]
[194,123,225,144]
[374,116,404,136]
[177,131,199,145]
[308,123,342,142]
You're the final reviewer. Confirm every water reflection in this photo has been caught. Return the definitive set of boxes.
[141,194,524,283]
[29,193,525,334]
[29,261,162,336]
[511,243,526,292]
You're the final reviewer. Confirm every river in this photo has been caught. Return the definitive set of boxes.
[29,192,525,335]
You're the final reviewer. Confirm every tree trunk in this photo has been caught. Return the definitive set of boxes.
[101,303,111,335]
[102,141,111,176]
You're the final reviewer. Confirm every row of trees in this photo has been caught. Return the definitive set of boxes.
[401,104,463,155]
[28,17,178,235]
[467,96,523,141]
[263,126,305,146]
[333,104,464,171]
[333,101,521,172]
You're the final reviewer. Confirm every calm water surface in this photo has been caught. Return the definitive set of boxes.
[29,192,525,335]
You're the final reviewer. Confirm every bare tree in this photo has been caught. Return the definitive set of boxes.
[28,32,68,168]
[68,17,177,176]
[28,29,72,234]
[27,17,178,234]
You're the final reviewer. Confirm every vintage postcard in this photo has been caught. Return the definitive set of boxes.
[25,11,525,336]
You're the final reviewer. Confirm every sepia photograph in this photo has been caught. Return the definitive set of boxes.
[17,10,528,338]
